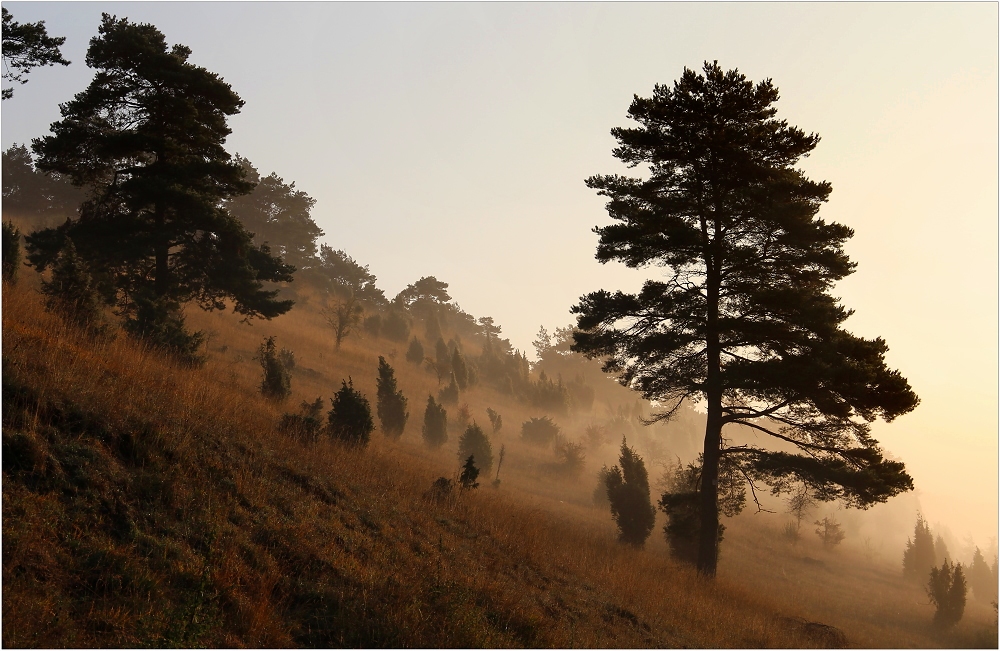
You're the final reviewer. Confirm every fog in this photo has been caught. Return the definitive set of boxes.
[2,0,995,557]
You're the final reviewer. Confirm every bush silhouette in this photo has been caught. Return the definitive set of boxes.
[457,422,493,475]
[382,308,410,342]
[521,416,559,447]
[39,238,108,334]
[605,438,655,547]
[280,397,325,443]
[376,356,408,439]
[123,292,204,365]
[486,407,503,435]
[927,559,967,628]
[405,336,424,365]
[554,436,585,476]
[422,395,448,449]
[255,336,291,402]
[658,455,739,565]
[327,378,374,446]
[814,516,846,548]
[438,372,459,405]
[459,455,480,491]
[2,220,21,283]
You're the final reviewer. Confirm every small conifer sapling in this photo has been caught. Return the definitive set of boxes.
[327,378,374,446]
[376,355,408,439]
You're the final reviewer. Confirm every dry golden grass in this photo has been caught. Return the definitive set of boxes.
[3,272,996,648]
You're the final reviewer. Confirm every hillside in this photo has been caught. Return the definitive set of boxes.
[2,268,996,648]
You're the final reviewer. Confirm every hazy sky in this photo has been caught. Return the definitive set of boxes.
[3,2,997,547]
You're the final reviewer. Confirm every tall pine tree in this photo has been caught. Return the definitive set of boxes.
[26,15,293,354]
[572,62,919,576]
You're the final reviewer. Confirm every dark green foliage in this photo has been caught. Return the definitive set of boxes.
[459,455,480,491]
[39,239,108,334]
[530,371,570,415]
[3,220,21,283]
[382,307,410,342]
[2,145,84,224]
[2,7,70,100]
[572,61,919,575]
[554,437,586,476]
[605,438,655,547]
[376,356,408,439]
[363,313,382,338]
[327,379,373,447]
[122,293,204,365]
[26,15,294,348]
[452,348,469,390]
[903,514,937,581]
[968,547,997,603]
[520,416,560,447]
[438,373,460,405]
[927,560,967,628]
[395,276,451,316]
[278,347,296,372]
[226,157,324,272]
[316,245,386,305]
[658,455,742,565]
[814,516,846,548]
[457,422,493,475]
[421,395,448,449]
[255,336,291,402]
[405,337,424,365]
[280,397,325,443]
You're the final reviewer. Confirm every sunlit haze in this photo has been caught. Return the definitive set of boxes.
[3,2,996,550]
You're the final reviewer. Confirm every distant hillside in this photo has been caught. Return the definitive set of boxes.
[3,257,996,647]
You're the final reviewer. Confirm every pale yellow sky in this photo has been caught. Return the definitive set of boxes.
[3,2,996,547]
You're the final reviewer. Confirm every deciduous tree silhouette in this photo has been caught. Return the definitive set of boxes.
[572,61,919,576]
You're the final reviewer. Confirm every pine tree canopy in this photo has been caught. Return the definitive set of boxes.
[572,61,919,576]
[2,7,70,100]
[25,14,293,329]
[227,156,324,272]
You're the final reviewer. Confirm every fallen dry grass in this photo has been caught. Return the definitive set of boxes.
[3,274,996,648]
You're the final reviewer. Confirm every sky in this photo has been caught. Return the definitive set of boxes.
[2,2,997,548]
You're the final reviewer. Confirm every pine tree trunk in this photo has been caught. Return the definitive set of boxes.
[698,219,722,577]
[154,203,168,298]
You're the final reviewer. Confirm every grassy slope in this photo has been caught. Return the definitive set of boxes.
[2,272,996,648]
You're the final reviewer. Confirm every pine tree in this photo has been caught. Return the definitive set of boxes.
[572,61,919,576]
[438,372,459,405]
[376,356,408,439]
[255,336,291,402]
[2,220,21,283]
[903,514,937,581]
[327,378,374,447]
[606,438,656,547]
[457,422,493,475]
[459,455,480,491]
[405,336,424,365]
[27,15,293,354]
[1,7,70,100]
[421,395,448,449]
[452,348,469,390]
[927,560,967,628]
[968,547,998,603]
[226,157,324,271]
[39,238,107,333]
